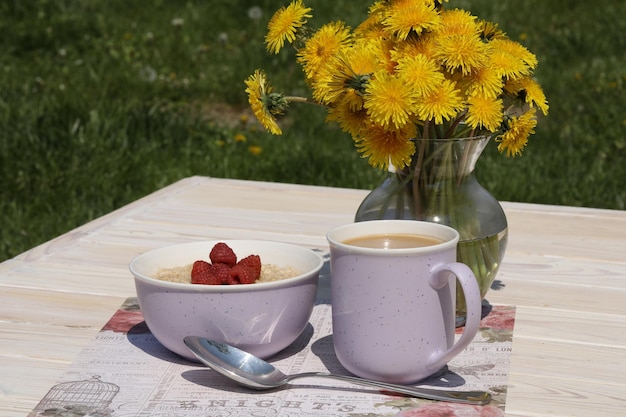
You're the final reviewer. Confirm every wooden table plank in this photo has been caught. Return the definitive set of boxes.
[513,306,626,347]
[1,357,74,417]
[505,374,626,417]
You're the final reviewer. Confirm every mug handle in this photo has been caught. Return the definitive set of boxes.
[426,262,482,373]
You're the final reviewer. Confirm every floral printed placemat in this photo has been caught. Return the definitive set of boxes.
[29,298,515,417]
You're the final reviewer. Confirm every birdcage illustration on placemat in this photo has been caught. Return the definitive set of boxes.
[32,375,119,416]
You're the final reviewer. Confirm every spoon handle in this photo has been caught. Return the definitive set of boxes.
[289,372,491,405]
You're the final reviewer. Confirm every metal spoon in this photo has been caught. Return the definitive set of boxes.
[183,336,491,405]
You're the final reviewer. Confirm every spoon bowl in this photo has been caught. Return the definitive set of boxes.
[184,336,491,405]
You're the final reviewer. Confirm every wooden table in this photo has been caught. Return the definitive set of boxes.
[1,176,625,416]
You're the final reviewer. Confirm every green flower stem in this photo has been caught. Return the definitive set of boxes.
[283,96,326,107]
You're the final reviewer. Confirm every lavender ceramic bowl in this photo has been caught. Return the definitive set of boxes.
[130,240,324,361]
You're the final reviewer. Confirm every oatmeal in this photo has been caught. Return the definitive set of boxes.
[153,241,300,285]
[154,263,300,284]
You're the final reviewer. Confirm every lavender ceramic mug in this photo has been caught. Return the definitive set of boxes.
[326,220,482,384]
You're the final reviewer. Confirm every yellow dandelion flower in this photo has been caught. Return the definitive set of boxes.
[495,39,538,68]
[309,58,344,106]
[393,31,439,61]
[416,79,464,124]
[234,133,247,142]
[326,99,368,137]
[487,39,537,80]
[435,32,489,75]
[248,145,263,156]
[369,36,397,74]
[382,0,441,40]
[395,54,445,97]
[464,64,504,98]
[308,65,337,105]
[316,41,380,108]
[364,71,416,130]
[340,88,367,112]
[354,11,386,41]
[439,9,478,37]
[356,122,417,170]
[297,21,352,81]
[479,20,506,41]
[504,76,549,116]
[466,93,503,132]
[345,40,382,78]
[265,0,312,54]
[367,0,388,16]
[496,108,537,157]
[244,70,283,135]
[488,51,528,80]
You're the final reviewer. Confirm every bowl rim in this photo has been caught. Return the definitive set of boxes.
[130,239,324,292]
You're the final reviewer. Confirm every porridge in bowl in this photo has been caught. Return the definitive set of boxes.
[153,242,300,285]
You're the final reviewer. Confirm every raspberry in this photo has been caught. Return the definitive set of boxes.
[209,242,237,267]
[237,255,261,280]
[191,261,232,285]
[191,260,220,285]
[211,263,232,285]
[229,264,258,284]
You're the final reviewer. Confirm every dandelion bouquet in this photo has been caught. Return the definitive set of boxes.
[245,0,549,311]
[245,0,548,170]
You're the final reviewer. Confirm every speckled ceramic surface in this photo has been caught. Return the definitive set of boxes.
[327,220,481,384]
[130,240,324,360]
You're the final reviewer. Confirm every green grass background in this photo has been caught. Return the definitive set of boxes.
[1,0,625,261]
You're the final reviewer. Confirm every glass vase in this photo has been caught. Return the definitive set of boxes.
[355,136,508,325]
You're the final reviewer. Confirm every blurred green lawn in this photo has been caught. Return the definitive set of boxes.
[1,0,625,261]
